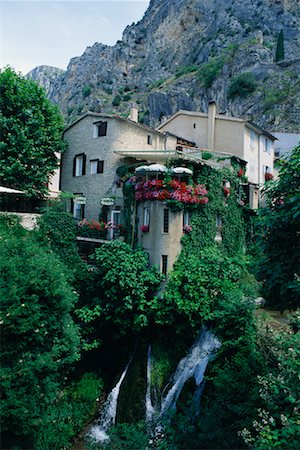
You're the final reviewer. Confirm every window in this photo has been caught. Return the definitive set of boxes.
[71,194,85,220]
[147,134,152,145]
[250,130,257,150]
[162,255,168,276]
[265,139,272,155]
[216,214,222,233]
[163,208,169,233]
[110,210,120,239]
[93,121,107,138]
[193,123,196,129]
[143,207,150,227]
[183,210,190,227]
[90,159,104,175]
[73,154,86,177]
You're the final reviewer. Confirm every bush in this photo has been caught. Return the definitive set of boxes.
[198,57,224,88]
[35,372,103,450]
[82,85,92,97]
[112,95,122,106]
[228,72,257,99]
[175,65,198,79]
[37,204,85,280]
[0,228,80,448]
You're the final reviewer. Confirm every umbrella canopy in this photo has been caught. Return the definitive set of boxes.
[172,167,193,175]
[0,186,25,194]
[135,164,168,173]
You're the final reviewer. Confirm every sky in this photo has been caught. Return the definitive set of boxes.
[0,0,150,74]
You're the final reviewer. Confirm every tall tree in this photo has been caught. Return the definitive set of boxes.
[0,218,80,448]
[275,29,285,62]
[0,67,66,197]
[258,144,300,310]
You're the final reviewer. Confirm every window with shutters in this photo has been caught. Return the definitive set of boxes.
[73,153,86,177]
[90,159,104,175]
[93,121,107,138]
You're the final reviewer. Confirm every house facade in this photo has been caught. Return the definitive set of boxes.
[157,102,276,190]
[60,110,178,221]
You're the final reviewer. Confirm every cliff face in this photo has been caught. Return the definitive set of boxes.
[28,0,300,131]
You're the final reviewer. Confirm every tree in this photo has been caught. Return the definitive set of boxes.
[228,72,257,99]
[76,241,162,340]
[275,29,285,62]
[257,144,300,310]
[0,67,66,197]
[0,219,80,448]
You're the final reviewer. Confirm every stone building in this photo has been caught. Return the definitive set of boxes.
[60,108,178,221]
[157,102,277,207]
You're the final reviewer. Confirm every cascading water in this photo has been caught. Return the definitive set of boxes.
[160,330,221,416]
[146,345,155,423]
[88,359,131,443]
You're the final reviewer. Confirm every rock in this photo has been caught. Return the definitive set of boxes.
[27,0,300,132]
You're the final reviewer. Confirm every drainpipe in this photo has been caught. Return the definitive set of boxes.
[207,101,217,150]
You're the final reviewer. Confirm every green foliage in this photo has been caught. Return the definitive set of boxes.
[104,422,148,449]
[37,203,87,282]
[0,67,66,197]
[112,94,122,106]
[202,151,213,160]
[263,86,288,111]
[0,225,80,448]
[197,56,224,88]
[149,78,167,89]
[175,65,198,79]
[93,241,162,331]
[35,372,103,450]
[243,314,300,449]
[82,85,92,97]
[275,29,285,62]
[228,72,257,99]
[256,144,300,310]
[123,93,132,101]
[159,247,245,331]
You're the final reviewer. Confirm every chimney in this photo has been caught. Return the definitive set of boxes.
[129,103,139,123]
[207,101,217,150]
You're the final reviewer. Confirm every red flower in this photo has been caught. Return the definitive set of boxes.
[237,168,244,177]
[265,172,273,181]
[223,187,230,196]
[141,225,149,232]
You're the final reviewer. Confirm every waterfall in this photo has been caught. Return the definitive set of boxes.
[159,330,221,416]
[146,345,155,423]
[88,359,131,443]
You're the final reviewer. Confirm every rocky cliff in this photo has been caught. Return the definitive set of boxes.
[28,0,300,132]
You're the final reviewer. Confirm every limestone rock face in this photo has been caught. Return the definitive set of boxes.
[27,0,300,131]
[26,65,65,94]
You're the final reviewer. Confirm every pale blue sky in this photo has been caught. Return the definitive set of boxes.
[0,0,149,74]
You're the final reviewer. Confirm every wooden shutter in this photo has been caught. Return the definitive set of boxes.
[72,157,76,177]
[98,121,107,137]
[97,160,104,173]
[82,154,86,175]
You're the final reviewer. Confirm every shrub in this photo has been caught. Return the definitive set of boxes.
[82,85,92,97]
[228,72,257,99]
[175,65,198,79]
[0,228,80,448]
[198,57,224,88]
[112,94,122,106]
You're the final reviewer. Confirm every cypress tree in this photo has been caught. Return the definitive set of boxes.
[275,29,285,62]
